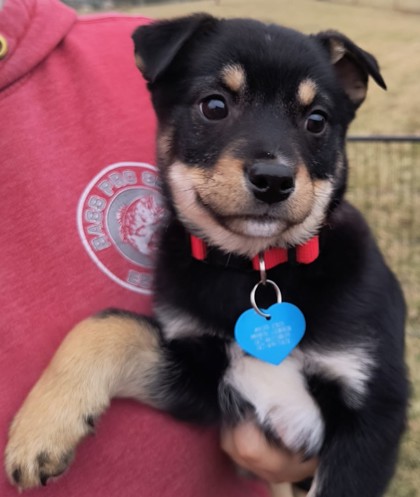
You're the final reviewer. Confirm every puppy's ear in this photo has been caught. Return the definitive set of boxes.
[132,13,215,83]
[314,31,386,107]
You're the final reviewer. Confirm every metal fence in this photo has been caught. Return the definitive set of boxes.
[346,136,420,334]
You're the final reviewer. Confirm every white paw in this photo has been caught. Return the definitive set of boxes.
[225,347,324,455]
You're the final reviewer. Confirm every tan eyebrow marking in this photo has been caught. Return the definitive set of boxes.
[297,79,318,106]
[220,64,246,93]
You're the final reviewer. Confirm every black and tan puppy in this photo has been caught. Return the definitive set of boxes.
[5,14,408,496]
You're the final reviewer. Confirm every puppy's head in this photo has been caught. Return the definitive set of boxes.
[132,15,385,257]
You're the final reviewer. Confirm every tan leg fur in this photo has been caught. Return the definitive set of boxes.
[5,314,161,490]
[271,483,307,497]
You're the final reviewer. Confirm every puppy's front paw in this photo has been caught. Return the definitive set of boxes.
[266,401,324,457]
[225,348,324,457]
[5,377,102,489]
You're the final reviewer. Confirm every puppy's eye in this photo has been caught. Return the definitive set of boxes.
[305,112,327,134]
[200,96,228,120]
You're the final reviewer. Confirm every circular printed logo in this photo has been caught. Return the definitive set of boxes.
[77,162,167,294]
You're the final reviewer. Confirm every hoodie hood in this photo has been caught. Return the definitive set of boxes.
[0,0,76,91]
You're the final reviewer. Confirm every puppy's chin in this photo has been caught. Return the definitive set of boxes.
[167,161,334,257]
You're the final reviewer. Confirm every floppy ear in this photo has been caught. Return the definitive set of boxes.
[314,31,386,107]
[132,13,216,84]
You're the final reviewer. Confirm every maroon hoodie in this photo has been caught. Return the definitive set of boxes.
[0,1,269,496]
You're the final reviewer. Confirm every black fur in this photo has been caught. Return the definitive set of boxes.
[128,15,408,497]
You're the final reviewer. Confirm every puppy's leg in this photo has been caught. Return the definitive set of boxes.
[307,380,407,497]
[5,311,165,489]
[222,347,325,457]
[271,483,295,497]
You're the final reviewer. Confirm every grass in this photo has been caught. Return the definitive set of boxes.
[88,1,420,494]
[387,334,420,497]
[347,141,420,330]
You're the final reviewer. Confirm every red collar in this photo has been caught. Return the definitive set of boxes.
[190,235,319,270]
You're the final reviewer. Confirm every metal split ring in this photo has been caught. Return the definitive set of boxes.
[250,279,282,319]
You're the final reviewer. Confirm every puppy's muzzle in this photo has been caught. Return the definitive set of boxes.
[246,161,295,204]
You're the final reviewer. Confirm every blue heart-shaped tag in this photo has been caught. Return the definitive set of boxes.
[234,302,306,365]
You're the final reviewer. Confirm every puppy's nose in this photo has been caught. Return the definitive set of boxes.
[246,162,295,204]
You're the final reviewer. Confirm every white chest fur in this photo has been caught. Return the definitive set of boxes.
[223,343,375,455]
[158,304,375,453]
